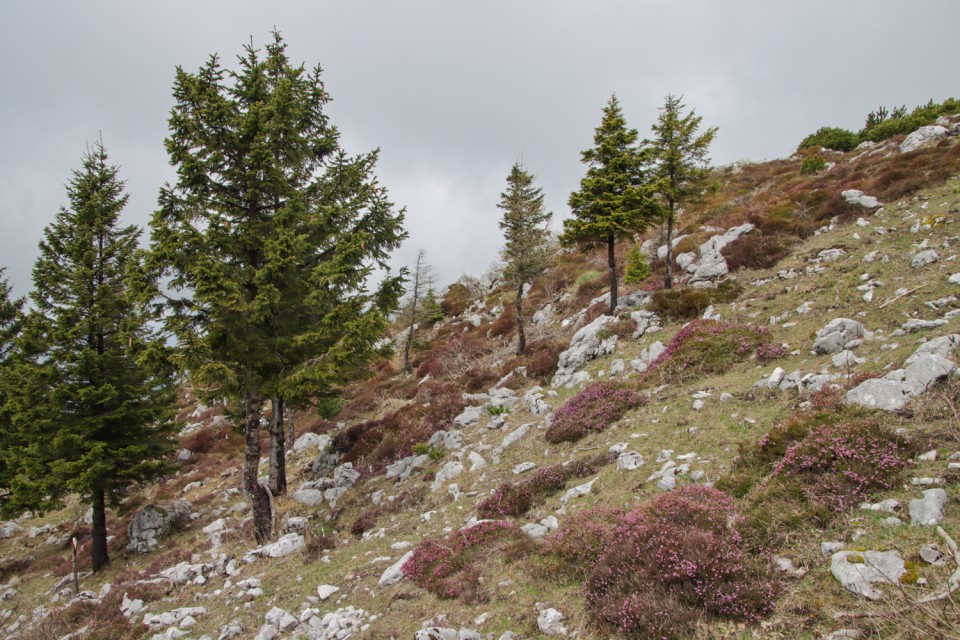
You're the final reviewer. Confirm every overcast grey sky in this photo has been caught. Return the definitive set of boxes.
[1,1,958,297]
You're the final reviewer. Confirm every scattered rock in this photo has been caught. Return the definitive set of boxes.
[379,550,415,587]
[909,488,948,526]
[842,190,881,209]
[244,533,304,562]
[316,585,340,601]
[616,451,644,471]
[536,606,568,636]
[813,318,865,355]
[911,249,940,268]
[830,550,905,600]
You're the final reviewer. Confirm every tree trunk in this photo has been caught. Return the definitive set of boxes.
[403,320,415,374]
[268,395,286,496]
[90,487,109,572]
[664,200,675,289]
[243,390,272,543]
[285,404,295,452]
[607,233,618,314]
[515,282,526,356]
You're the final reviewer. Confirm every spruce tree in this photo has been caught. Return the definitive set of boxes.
[150,33,406,541]
[563,95,661,314]
[497,162,552,355]
[3,143,175,572]
[649,94,717,289]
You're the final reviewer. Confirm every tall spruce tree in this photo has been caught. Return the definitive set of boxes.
[150,33,406,541]
[2,143,175,572]
[497,162,552,355]
[649,94,717,289]
[562,95,661,314]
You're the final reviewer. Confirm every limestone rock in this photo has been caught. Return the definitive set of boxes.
[900,125,948,153]
[551,315,618,388]
[841,190,882,209]
[245,533,304,561]
[689,223,754,283]
[127,500,192,554]
[909,488,948,525]
[292,433,331,456]
[537,607,568,636]
[813,318,865,355]
[379,550,415,587]
[830,550,905,600]
[911,249,940,268]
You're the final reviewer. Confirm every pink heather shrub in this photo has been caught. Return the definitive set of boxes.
[755,341,787,362]
[646,320,777,384]
[773,420,912,512]
[545,507,624,578]
[401,520,525,601]
[476,455,607,519]
[585,486,778,639]
[545,381,645,444]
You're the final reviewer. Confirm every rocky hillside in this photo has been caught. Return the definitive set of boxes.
[3,117,960,640]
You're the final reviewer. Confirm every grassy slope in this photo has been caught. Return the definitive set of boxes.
[4,134,960,640]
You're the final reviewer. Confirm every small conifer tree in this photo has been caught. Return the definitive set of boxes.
[563,95,661,313]
[498,162,552,355]
[624,245,652,284]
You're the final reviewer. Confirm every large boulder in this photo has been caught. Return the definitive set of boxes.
[551,315,617,388]
[688,223,754,284]
[813,318,865,355]
[900,125,948,154]
[845,337,958,412]
[127,500,192,554]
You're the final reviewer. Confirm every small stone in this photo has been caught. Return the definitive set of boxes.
[919,545,945,565]
[536,607,568,636]
[918,449,938,462]
[316,585,339,601]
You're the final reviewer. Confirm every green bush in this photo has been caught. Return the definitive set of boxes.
[797,126,858,152]
[624,245,651,284]
[800,155,826,175]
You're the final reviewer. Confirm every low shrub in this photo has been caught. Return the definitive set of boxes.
[800,155,827,175]
[648,280,742,320]
[721,234,792,271]
[488,304,516,338]
[772,419,913,512]
[181,427,218,454]
[476,454,608,518]
[722,412,915,546]
[798,126,858,152]
[545,382,645,444]
[350,512,377,537]
[462,364,500,393]
[544,507,624,578]
[646,320,776,384]
[520,339,564,380]
[585,486,779,639]
[441,282,474,317]
[402,520,529,602]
